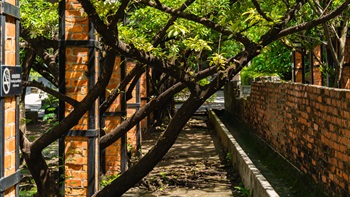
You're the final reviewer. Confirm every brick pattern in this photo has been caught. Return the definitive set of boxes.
[225,82,350,196]
[104,57,123,176]
[140,71,148,133]
[65,136,88,196]
[126,61,139,155]
[63,0,99,196]
[4,97,16,177]
[294,51,303,83]
[312,45,322,86]
[344,38,350,65]
[341,66,350,89]
[313,67,322,86]
[2,1,18,196]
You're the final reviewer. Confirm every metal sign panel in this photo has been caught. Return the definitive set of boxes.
[0,65,22,97]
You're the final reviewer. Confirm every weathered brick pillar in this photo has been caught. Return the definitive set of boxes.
[312,45,323,85]
[341,38,350,88]
[140,67,150,135]
[292,46,304,83]
[0,0,21,197]
[125,60,141,157]
[58,0,100,196]
[101,56,127,175]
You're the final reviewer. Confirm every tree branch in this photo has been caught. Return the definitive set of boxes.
[152,0,196,47]
[79,0,198,92]
[139,0,255,48]
[23,80,79,107]
[31,47,117,153]
[109,0,130,33]
[100,82,185,149]
[31,61,58,87]
[100,62,143,114]
[277,0,350,39]
[251,0,273,22]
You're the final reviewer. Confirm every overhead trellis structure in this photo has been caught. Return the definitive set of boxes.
[58,0,100,196]
[0,0,21,197]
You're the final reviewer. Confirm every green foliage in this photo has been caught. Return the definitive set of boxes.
[40,94,58,124]
[100,174,120,188]
[240,40,291,85]
[19,186,37,197]
[234,184,252,197]
[183,36,212,52]
[20,0,58,38]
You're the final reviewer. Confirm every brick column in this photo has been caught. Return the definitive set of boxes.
[292,46,304,83]
[101,56,127,175]
[0,0,21,197]
[312,45,323,85]
[341,38,350,88]
[140,67,150,135]
[58,0,100,196]
[126,60,141,157]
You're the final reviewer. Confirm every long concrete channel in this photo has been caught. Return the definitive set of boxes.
[208,109,329,197]
[208,110,279,197]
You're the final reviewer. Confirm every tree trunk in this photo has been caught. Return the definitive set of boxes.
[22,150,61,197]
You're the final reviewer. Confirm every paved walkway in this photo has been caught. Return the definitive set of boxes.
[124,117,236,197]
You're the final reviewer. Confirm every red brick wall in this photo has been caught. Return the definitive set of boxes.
[3,1,18,196]
[126,61,139,155]
[140,71,148,134]
[313,66,322,86]
[225,82,350,196]
[63,0,99,195]
[341,66,350,89]
[104,57,123,175]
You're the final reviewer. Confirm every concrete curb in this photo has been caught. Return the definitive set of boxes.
[208,110,279,197]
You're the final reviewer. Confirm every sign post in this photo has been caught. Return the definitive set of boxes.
[0,0,21,197]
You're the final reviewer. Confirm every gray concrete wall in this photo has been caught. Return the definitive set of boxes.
[209,110,279,197]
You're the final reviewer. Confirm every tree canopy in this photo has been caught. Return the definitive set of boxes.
[18,0,350,196]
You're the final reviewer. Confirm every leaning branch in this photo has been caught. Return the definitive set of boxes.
[79,0,198,92]
[23,81,79,107]
[100,62,143,114]
[31,47,117,153]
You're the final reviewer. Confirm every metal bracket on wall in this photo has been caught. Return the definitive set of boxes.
[0,2,19,19]
[59,40,101,49]
[0,170,20,192]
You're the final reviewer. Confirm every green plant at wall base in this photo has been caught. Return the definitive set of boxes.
[226,152,232,164]
[234,184,252,197]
